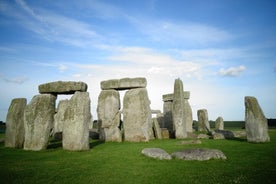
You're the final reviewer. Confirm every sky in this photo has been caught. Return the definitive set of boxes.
[0,0,275,121]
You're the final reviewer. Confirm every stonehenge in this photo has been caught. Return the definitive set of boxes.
[4,77,271,152]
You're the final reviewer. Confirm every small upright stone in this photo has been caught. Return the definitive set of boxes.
[183,91,193,133]
[5,98,27,148]
[215,116,224,130]
[62,92,91,150]
[24,94,56,151]
[172,79,187,138]
[245,96,270,143]
[39,81,87,94]
[197,109,210,132]
[53,99,69,139]
[163,93,174,134]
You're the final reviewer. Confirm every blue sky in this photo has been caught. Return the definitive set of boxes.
[0,0,275,121]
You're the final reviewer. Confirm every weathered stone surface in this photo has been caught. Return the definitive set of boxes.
[163,100,173,133]
[97,90,121,142]
[24,94,56,151]
[197,134,210,139]
[172,148,227,161]
[197,109,210,132]
[213,130,235,139]
[153,118,162,139]
[161,128,170,139]
[5,98,27,148]
[183,91,190,99]
[62,92,90,151]
[141,148,172,160]
[39,81,87,94]
[245,96,270,143]
[172,78,187,138]
[233,131,246,138]
[162,93,174,102]
[123,88,152,142]
[184,95,193,133]
[101,77,147,90]
[178,140,202,145]
[53,99,69,139]
[215,116,224,130]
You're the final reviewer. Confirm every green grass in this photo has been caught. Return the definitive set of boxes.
[1,130,276,184]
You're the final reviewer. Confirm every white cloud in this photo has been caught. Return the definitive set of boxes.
[0,75,28,84]
[219,65,246,77]
[58,64,67,72]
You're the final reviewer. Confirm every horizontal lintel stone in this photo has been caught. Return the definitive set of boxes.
[101,77,147,90]
[39,81,87,94]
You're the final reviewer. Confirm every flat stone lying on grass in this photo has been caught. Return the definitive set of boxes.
[172,148,226,161]
[212,130,235,139]
[197,134,210,139]
[141,148,172,160]
[178,140,202,145]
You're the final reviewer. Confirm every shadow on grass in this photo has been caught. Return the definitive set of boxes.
[90,140,104,149]
[47,139,62,149]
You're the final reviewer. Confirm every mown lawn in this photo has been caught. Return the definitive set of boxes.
[0,129,276,184]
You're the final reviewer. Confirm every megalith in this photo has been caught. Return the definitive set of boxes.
[24,94,56,151]
[244,96,270,143]
[53,99,69,139]
[162,93,174,134]
[97,90,122,142]
[5,98,27,148]
[101,77,147,90]
[215,116,224,130]
[123,88,152,142]
[197,109,210,132]
[39,81,87,94]
[62,92,91,150]
[153,118,162,139]
[184,91,193,133]
[172,78,187,138]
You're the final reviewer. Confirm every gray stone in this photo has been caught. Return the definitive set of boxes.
[101,77,147,90]
[162,93,174,102]
[172,78,187,138]
[24,94,56,151]
[39,81,87,94]
[53,99,69,139]
[62,92,90,151]
[215,116,224,130]
[245,96,270,143]
[123,88,152,142]
[141,148,172,160]
[197,109,210,132]
[178,140,202,145]
[161,128,170,139]
[184,92,193,133]
[172,148,227,161]
[183,91,190,99]
[163,100,173,133]
[214,130,235,139]
[5,98,27,148]
[153,118,162,139]
[197,134,210,139]
[233,131,246,138]
[97,90,122,142]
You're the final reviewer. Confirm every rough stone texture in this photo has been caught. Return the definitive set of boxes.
[97,90,122,142]
[215,116,224,130]
[183,91,193,133]
[172,148,227,161]
[5,98,27,148]
[39,81,87,94]
[62,92,91,151]
[163,100,173,134]
[161,128,170,139]
[123,88,152,142]
[153,118,162,139]
[178,140,202,145]
[101,77,147,90]
[24,94,56,151]
[245,96,270,143]
[162,93,174,102]
[213,130,235,139]
[172,79,187,139]
[197,134,210,139]
[53,99,69,139]
[141,148,172,160]
[233,131,246,138]
[197,109,210,132]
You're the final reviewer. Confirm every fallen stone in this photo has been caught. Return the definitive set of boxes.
[214,130,235,139]
[5,98,27,148]
[24,94,56,151]
[197,134,210,139]
[172,148,227,161]
[141,148,172,160]
[233,131,246,138]
[101,77,147,90]
[39,81,87,94]
[245,96,270,143]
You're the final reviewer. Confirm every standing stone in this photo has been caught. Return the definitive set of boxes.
[24,94,56,151]
[183,91,193,133]
[53,99,69,139]
[5,98,27,148]
[62,92,91,150]
[245,96,270,143]
[97,90,122,142]
[153,118,162,139]
[172,79,187,139]
[197,109,210,132]
[163,94,174,134]
[215,116,224,130]
[123,88,152,142]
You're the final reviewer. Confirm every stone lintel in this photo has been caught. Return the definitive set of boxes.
[39,81,87,94]
[100,77,147,90]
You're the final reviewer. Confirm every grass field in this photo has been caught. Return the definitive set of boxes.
[0,128,276,184]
